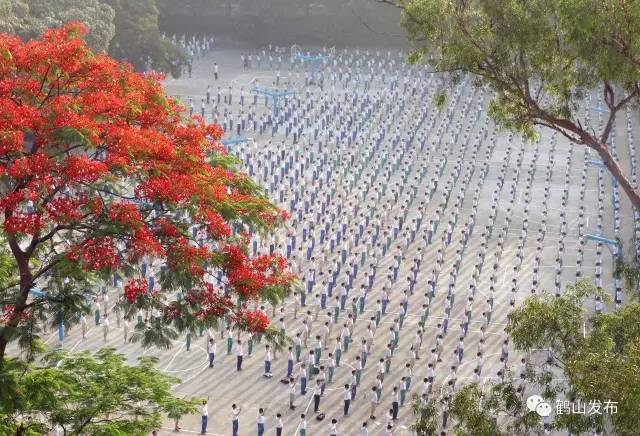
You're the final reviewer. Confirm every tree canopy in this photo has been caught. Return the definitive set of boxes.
[0,1,187,77]
[0,23,294,362]
[387,0,640,208]
[0,0,115,52]
[507,281,640,435]
[410,280,640,435]
[0,348,199,435]
[105,0,187,76]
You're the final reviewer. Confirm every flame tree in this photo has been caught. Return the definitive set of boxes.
[0,23,294,362]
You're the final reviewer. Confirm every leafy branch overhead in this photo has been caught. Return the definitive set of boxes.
[397,0,640,208]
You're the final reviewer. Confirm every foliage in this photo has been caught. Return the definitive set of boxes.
[0,348,199,435]
[0,0,115,52]
[507,280,608,354]
[0,1,185,77]
[0,0,30,36]
[614,257,640,301]
[22,0,116,52]
[262,326,290,354]
[399,0,640,208]
[409,381,542,436]
[409,394,438,436]
[104,0,187,77]
[449,382,541,436]
[0,23,293,361]
[507,281,640,435]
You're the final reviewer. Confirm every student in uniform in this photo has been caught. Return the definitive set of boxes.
[289,378,297,409]
[343,383,352,416]
[200,397,209,435]
[298,414,307,436]
[391,386,399,420]
[231,404,241,436]
[264,345,273,377]
[329,418,338,436]
[257,408,265,436]
[369,386,379,420]
[361,422,369,436]
[275,412,283,436]
[313,379,322,412]
[236,340,244,371]
[207,338,216,368]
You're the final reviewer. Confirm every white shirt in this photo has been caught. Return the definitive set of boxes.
[370,391,378,404]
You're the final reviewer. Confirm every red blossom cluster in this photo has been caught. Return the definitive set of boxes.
[44,196,87,223]
[3,213,43,235]
[232,309,270,334]
[67,237,119,271]
[221,246,296,299]
[183,283,234,321]
[123,278,149,303]
[0,23,293,333]
[0,305,33,326]
[108,203,143,228]
[168,238,211,277]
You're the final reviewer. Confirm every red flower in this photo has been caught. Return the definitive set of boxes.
[124,279,148,303]
[108,203,143,228]
[0,23,294,336]
[67,237,119,271]
[233,309,269,333]
[4,213,43,235]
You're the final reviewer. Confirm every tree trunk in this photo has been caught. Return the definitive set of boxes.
[0,236,33,362]
[591,140,640,210]
[0,283,30,362]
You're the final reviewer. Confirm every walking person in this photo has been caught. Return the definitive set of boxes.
[287,346,295,378]
[361,422,369,436]
[329,418,338,436]
[226,327,233,355]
